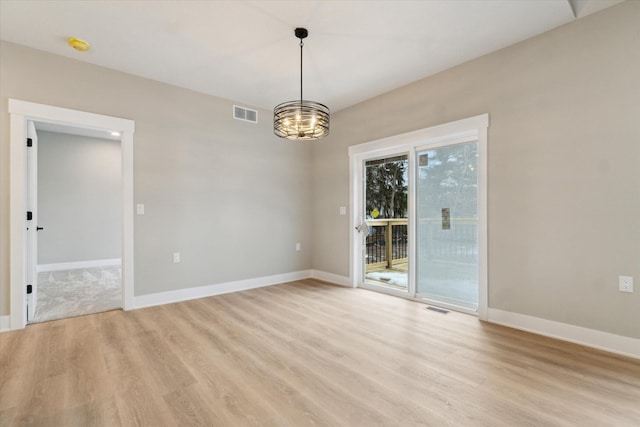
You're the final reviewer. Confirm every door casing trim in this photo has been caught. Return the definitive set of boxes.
[8,99,135,330]
[348,114,489,320]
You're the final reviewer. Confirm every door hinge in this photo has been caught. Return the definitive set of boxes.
[27,138,33,147]
[27,284,32,294]
[27,211,33,221]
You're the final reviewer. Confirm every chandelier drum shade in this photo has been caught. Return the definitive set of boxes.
[274,100,329,140]
[274,28,330,140]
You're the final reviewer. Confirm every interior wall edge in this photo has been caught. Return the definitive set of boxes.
[310,270,352,287]
[0,315,9,332]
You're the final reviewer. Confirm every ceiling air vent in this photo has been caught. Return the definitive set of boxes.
[233,105,258,124]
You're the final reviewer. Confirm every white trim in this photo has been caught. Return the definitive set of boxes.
[407,149,416,297]
[26,121,38,322]
[134,270,313,309]
[349,114,489,318]
[360,280,410,297]
[2,269,350,330]
[350,146,413,292]
[348,150,361,288]
[9,99,135,133]
[477,125,488,321]
[9,112,27,329]
[348,114,488,157]
[487,308,640,360]
[310,270,352,287]
[414,134,479,152]
[0,316,10,332]
[6,271,636,361]
[37,258,122,272]
[8,99,135,330]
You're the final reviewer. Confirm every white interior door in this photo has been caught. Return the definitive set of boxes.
[26,121,38,322]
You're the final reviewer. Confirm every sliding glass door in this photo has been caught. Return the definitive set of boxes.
[350,114,487,316]
[362,155,409,292]
[415,141,478,309]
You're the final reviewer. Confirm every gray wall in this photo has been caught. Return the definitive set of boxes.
[311,1,639,339]
[0,40,312,310]
[37,131,121,265]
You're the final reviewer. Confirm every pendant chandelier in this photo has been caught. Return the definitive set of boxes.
[274,28,330,140]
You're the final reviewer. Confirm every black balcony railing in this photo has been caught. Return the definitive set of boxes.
[364,218,477,268]
[365,219,408,268]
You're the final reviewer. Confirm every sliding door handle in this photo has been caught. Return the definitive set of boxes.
[36,226,44,231]
[355,220,370,235]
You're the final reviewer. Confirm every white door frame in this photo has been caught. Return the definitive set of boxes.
[26,121,38,321]
[9,99,136,329]
[413,135,483,315]
[348,114,489,320]
[352,148,416,299]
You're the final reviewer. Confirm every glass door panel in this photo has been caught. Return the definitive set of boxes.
[363,155,409,291]
[416,141,478,308]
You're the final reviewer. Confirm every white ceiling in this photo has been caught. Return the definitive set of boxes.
[0,0,624,113]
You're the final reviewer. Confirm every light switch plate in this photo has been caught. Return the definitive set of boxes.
[339,206,347,215]
[136,204,145,215]
[173,252,181,263]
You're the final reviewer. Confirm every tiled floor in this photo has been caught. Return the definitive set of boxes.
[32,266,122,323]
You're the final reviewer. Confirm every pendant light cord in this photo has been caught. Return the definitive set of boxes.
[299,39,304,105]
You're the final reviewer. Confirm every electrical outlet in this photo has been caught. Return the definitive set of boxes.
[173,252,181,263]
[339,206,347,215]
[619,276,633,293]
[136,204,145,215]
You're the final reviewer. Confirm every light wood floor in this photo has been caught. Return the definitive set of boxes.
[1,279,639,426]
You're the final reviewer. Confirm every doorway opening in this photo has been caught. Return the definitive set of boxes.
[350,114,488,318]
[30,125,123,323]
[9,99,135,330]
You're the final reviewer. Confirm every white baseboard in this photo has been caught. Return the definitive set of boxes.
[37,258,121,272]
[6,270,637,361]
[2,269,349,332]
[309,270,352,287]
[0,315,10,332]
[134,270,313,309]
[487,308,640,360]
